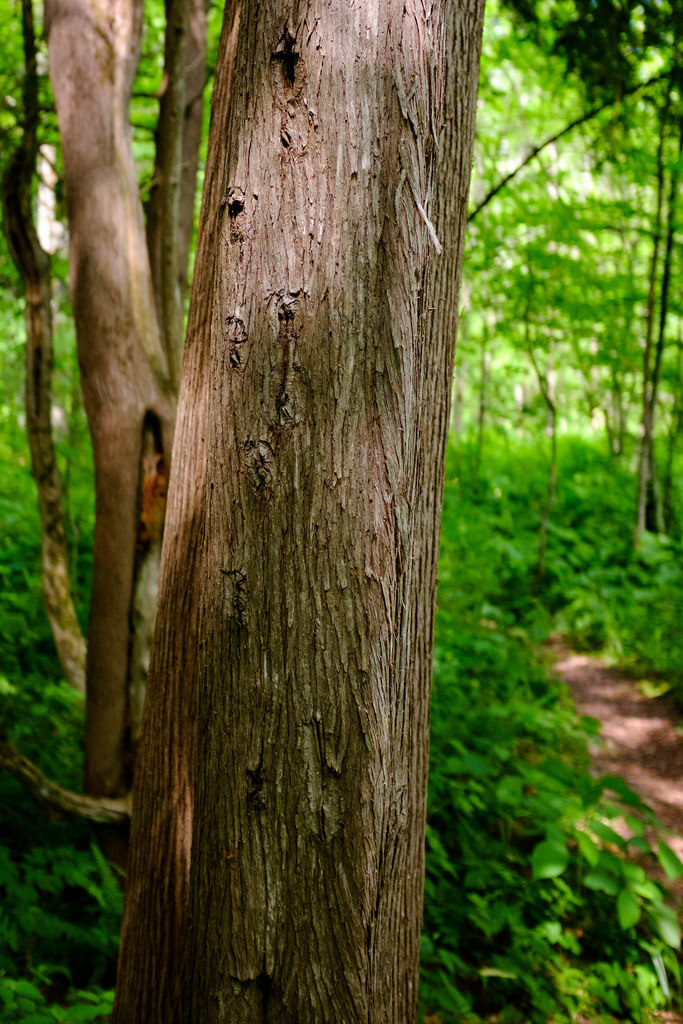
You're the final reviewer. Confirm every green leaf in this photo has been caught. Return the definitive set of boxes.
[575,830,600,867]
[590,821,627,848]
[599,775,644,808]
[616,889,641,929]
[649,904,681,949]
[13,981,43,999]
[657,842,683,882]
[63,1004,108,1022]
[584,871,619,895]
[479,966,517,979]
[625,814,645,838]
[531,840,569,880]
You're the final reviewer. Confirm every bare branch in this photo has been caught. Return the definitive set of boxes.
[469,72,668,222]
[0,742,131,823]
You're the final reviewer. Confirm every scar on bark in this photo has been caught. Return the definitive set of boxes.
[246,761,266,808]
[276,293,299,425]
[220,567,247,626]
[227,313,247,367]
[244,439,274,491]
[226,185,245,243]
[136,412,167,556]
[272,25,299,88]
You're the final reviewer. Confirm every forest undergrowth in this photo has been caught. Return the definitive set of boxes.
[1,432,683,1022]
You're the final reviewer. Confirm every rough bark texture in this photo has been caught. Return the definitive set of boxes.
[113,5,241,1021]
[147,0,208,387]
[115,0,483,1020]
[2,0,86,694]
[190,2,447,1018]
[45,0,176,815]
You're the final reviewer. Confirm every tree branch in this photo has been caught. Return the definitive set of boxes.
[469,72,668,222]
[0,742,131,823]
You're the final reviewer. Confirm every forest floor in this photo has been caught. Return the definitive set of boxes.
[551,639,683,1024]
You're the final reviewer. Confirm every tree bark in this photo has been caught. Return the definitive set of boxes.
[1,0,86,693]
[114,5,241,1020]
[635,91,669,548]
[146,0,209,388]
[115,0,482,1020]
[45,0,176,821]
[644,115,682,534]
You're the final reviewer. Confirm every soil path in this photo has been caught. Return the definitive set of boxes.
[552,640,683,1023]
[552,639,683,866]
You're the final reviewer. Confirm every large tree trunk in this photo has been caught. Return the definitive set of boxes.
[2,0,86,693]
[114,0,482,1020]
[45,0,176,828]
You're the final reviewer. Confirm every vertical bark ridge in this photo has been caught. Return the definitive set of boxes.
[185,0,455,1020]
[115,0,483,1018]
[113,3,242,1020]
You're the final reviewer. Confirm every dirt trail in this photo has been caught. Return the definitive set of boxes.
[552,640,683,866]
[552,640,683,1024]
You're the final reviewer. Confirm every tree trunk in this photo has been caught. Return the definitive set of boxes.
[114,0,482,1020]
[528,340,557,583]
[45,0,176,823]
[114,5,242,1020]
[662,332,683,536]
[635,92,669,548]
[1,0,86,693]
[644,115,682,534]
[474,318,489,486]
[146,0,209,387]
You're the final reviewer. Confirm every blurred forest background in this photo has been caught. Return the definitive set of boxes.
[2,0,683,1020]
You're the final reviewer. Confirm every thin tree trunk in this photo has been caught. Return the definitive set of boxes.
[115,0,483,1021]
[1,0,86,693]
[663,331,683,536]
[114,6,241,1021]
[146,0,208,387]
[45,0,176,844]
[635,93,669,548]
[537,402,557,582]
[644,116,682,533]
[527,340,557,583]
[474,318,489,486]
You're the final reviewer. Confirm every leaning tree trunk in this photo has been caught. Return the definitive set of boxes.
[2,0,86,693]
[114,5,241,1019]
[45,0,176,846]
[114,0,483,1020]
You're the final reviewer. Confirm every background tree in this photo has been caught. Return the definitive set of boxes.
[1,0,86,693]
[44,1,177,863]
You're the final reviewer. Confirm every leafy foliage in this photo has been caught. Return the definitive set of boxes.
[420,441,683,1022]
